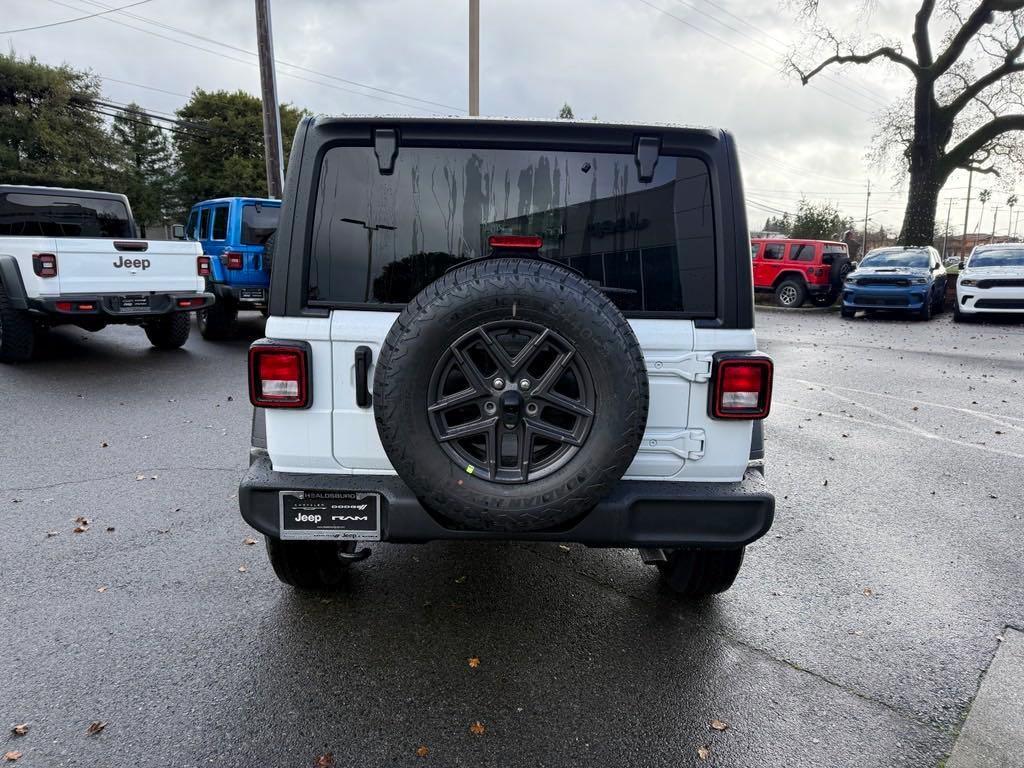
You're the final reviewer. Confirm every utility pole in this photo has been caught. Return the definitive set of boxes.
[862,180,870,255]
[991,206,999,243]
[468,0,480,116]
[960,166,973,263]
[255,0,284,199]
[941,197,952,259]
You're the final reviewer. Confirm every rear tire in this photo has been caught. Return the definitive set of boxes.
[841,306,855,319]
[144,313,191,349]
[656,548,744,597]
[809,291,835,307]
[197,297,237,340]
[0,286,35,362]
[953,303,973,323]
[774,280,806,308]
[265,537,357,590]
[917,297,933,321]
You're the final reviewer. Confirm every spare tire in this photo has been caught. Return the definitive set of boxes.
[373,258,649,532]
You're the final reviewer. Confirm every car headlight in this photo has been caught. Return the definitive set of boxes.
[960,278,977,287]
[910,277,927,285]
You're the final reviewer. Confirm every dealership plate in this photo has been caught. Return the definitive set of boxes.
[119,295,150,309]
[240,288,265,301]
[279,490,381,541]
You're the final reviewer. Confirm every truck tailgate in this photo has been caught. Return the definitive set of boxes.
[49,238,202,295]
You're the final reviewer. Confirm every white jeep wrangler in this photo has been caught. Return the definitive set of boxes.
[0,185,213,361]
[239,117,774,597]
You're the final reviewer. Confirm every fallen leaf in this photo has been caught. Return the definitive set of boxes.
[106,527,115,532]
[97,586,108,593]
[710,719,729,731]
[3,752,22,762]
[227,396,234,402]
[454,575,467,584]
[243,537,257,546]
[101,441,109,448]
[238,565,248,573]
[73,526,88,534]
[11,724,28,736]
[697,745,710,760]
[415,746,429,758]
[157,528,170,534]
[469,721,486,735]
[46,530,59,538]
[822,479,828,487]
[86,720,106,735]
[558,544,571,552]
[74,516,90,525]
[862,587,873,597]
[136,475,145,481]
[468,657,481,668]
[314,754,335,767]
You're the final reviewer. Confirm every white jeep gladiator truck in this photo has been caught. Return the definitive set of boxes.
[239,117,775,598]
[0,185,213,361]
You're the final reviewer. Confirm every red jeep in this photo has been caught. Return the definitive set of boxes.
[751,238,851,308]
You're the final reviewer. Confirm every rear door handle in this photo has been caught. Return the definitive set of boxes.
[354,346,372,408]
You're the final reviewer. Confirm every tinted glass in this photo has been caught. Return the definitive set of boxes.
[241,203,280,245]
[185,210,199,241]
[200,209,211,239]
[308,146,716,314]
[861,248,930,268]
[750,242,759,259]
[969,247,1024,267]
[0,192,132,238]
[788,244,814,262]
[212,206,229,240]
[763,243,784,260]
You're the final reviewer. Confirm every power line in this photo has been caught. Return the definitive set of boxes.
[62,0,465,114]
[99,75,188,99]
[632,0,874,116]
[670,0,890,110]
[0,0,154,33]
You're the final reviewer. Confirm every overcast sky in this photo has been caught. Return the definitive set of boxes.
[5,0,1022,235]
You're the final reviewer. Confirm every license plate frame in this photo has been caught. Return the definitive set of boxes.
[239,288,265,301]
[119,295,150,310]
[278,490,382,541]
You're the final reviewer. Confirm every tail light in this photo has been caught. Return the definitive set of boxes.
[33,253,58,277]
[225,251,244,270]
[197,256,211,277]
[488,234,543,250]
[709,355,773,420]
[248,341,311,408]
[177,297,205,308]
[55,301,97,313]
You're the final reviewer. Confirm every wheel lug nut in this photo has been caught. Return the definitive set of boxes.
[492,378,505,389]
[519,378,531,390]
[526,403,538,415]
[484,402,496,414]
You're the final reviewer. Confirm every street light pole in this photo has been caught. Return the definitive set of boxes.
[255,0,285,199]
[862,180,870,255]
[469,0,480,116]
[941,197,952,259]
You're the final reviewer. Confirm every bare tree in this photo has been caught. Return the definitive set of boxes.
[790,1,1024,245]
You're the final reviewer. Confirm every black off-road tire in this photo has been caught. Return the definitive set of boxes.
[917,296,933,321]
[656,548,744,597]
[144,312,191,349]
[953,302,973,323]
[197,297,237,340]
[373,258,649,532]
[265,537,357,590]
[809,291,836,307]
[774,279,806,308]
[840,306,856,319]
[0,286,35,362]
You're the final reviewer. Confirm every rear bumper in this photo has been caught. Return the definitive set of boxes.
[210,282,269,305]
[29,291,213,320]
[238,454,775,548]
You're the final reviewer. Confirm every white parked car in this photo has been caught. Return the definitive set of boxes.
[955,242,1024,322]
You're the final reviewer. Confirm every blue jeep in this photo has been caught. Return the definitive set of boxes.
[183,197,280,339]
[841,245,947,321]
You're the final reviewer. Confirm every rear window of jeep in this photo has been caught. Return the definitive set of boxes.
[306,146,716,315]
[0,192,132,238]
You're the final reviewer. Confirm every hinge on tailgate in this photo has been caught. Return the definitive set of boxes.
[644,352,713,383]
[643,428,706,461]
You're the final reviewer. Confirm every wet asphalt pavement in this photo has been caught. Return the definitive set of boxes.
[1,308,1022,767]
